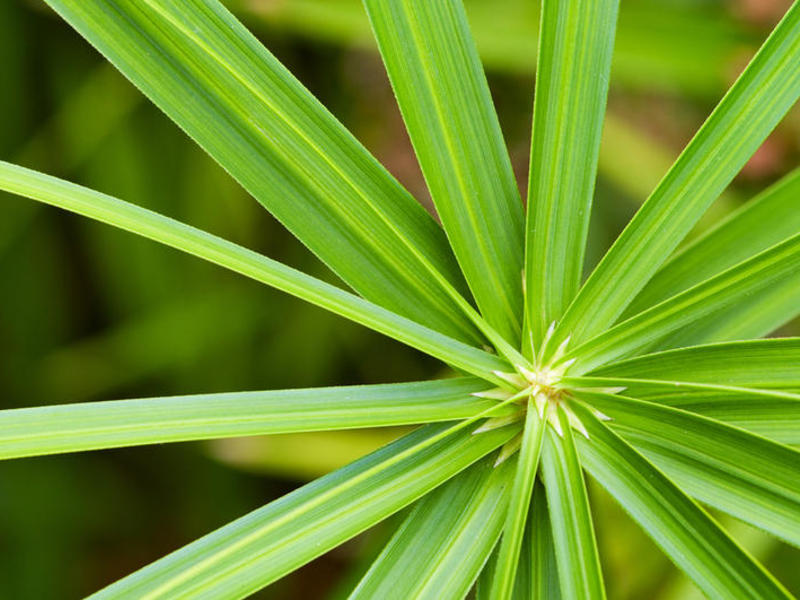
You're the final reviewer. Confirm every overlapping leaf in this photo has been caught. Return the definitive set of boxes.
[43,0,483,343]
[350,457,512,600]
[89,423,516,599]
[574,404,792,599]
[552,2,800,350]
[577,392,800,547]
[365,0,524,345]
[0,162,509,383]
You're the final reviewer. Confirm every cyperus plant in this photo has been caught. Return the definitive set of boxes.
[1,0,800,597]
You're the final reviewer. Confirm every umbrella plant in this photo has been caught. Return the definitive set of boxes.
[1,0,800,598]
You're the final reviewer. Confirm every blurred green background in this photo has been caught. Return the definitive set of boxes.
[1,0,798,597]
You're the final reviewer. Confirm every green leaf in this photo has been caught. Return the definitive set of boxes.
[590,339,800,391]
[524,0,619,350]
[567,234,800,373]
[364,0,524,345]
[489,399,546,600]
[0,378,517,460]
[530,481,562,600]
[89,422,518,599]
[349,456,513,600]
[476,482,560,600]
[541,408,605,599]
[42,0,483,344]
[573,404,792,599]
[552,2,800,349]
[627,167,800,315]
[639,174,800,349]
[576,392,800,547]
[566,377,800,445]
[0,161,510,383]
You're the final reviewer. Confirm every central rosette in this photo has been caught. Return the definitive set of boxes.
[471,327,618,464]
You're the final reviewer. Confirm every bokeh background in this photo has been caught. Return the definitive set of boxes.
[1,0,799,597]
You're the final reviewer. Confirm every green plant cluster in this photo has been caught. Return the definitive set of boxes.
[1,0,799,598]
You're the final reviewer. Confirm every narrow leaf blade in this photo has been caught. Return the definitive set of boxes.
[365,0,524,344]
[0,378,516,460]
[350,457,513,600]
[591,339,800,391]
[553,2,800,349]
[525,0,620,348]
[0,161,510,382]
[43,0,482,343]
[573,404,791,599]
[541,409,605,599]
[89,423,517,599]
[489,400,546,600]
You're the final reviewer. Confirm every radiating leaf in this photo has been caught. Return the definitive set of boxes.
[627,167,800,314]
[88,423,517,599]
[531,481,562,600]
[476,488,555,600]
[43,0,483,343]
[576,392,800,547]
[590,339,800,391]
[364,0,524,345]
[552,2,800,350]
[573,404,792,599]
[541,408,605,599]
[524,0,619,350]
[489,400,546,600]
[350,457,513,600]
[645,176,800,347]
[566,377,800,445]
[567,234,800,373]
[0,378,517,460]
[0,161,510,383]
